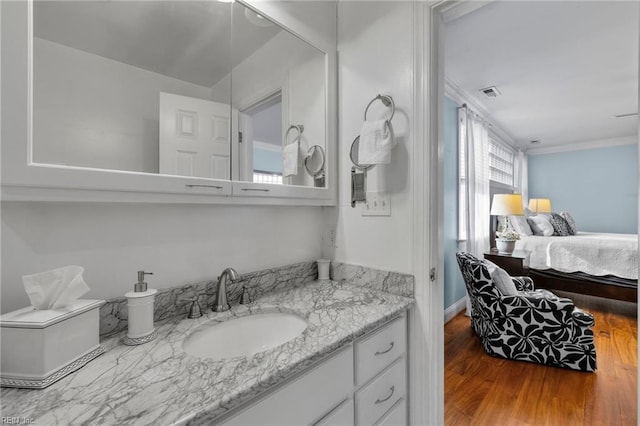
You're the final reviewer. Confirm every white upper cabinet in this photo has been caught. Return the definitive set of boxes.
[1,0,337,205]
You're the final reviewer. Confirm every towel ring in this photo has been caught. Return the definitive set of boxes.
[364,94,395,122]
[304,145,325,177]
[285,124,304,144]
[349,135,374,171]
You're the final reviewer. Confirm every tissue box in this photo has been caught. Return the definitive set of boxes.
[1,299,105,389]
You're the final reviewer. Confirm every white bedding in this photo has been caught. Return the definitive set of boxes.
[514,232,638,280]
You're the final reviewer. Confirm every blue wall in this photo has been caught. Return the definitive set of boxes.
[444,97,466,311]
[528,144,638,234]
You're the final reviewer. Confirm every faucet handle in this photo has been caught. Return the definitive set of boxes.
[240,285,252,305]
[188,296,203,319]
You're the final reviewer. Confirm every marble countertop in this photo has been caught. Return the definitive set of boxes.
[0,280,414,426]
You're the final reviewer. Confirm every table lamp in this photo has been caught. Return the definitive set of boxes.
[528,198,552,213]
[490,193,524,254]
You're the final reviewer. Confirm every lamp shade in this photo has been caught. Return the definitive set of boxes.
[528,198,552,213]
[490,194,524,216]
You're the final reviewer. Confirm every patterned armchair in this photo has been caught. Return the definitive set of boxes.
[456,252,596,372]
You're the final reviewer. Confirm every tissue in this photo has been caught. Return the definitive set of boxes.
[22,266,90,310]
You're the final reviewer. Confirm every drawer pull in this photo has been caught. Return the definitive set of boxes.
[375,341,395,355]
[375,386,395,405]
[241,188,270,192]
[185,184,223,189]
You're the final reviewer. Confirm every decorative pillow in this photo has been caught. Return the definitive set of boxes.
[548,212,572,236]
[484,260,518,295]
[509,215,533,236]
[560,212,577,235]
[527,215,554,236]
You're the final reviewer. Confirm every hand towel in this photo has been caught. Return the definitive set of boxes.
[358,119,395,165]
[283,141,299,177]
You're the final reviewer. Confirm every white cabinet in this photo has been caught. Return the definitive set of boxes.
[219,314,408,426]
[355,315,406,385]
[375,399,407,426]
[355,359,406,426]
[315,398,355,426]
[222,346,353,426]
[354,316,407,426]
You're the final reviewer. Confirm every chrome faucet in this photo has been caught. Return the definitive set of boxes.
[212,267,240,312]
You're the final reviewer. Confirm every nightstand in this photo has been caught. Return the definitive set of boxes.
[484,250,530,276]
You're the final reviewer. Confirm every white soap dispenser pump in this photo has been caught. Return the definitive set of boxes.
[123,271,158,345]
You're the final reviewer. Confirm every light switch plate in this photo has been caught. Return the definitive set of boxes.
[362,192,391,216]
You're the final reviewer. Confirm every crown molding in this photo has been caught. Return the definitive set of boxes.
[444,77,520,151]
[526,135,637,156]
[439,1,495,23]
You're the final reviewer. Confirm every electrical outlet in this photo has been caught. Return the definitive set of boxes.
[362,192,391,216]
[325,224,337,248]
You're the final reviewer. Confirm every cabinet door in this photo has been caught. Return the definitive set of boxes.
[222,346,353,426]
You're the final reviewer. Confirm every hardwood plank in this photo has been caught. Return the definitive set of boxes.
[445,294,637,426]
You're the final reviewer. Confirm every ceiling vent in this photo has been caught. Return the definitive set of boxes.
[530,140,542,145]
[479,86,501,98]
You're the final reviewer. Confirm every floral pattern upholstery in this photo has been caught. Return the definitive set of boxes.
[456,252,596,372]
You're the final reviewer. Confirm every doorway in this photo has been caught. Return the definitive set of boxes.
[239,91,284,184]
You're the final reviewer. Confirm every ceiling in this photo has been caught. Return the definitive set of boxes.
[34,1,280,88]
[445,1,639,151]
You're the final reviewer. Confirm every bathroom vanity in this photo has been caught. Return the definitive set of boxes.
[219,315,407,425]
[0,279,413,425]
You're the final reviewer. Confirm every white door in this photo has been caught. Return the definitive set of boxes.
[159,92,230,179]
[237,111,254,182]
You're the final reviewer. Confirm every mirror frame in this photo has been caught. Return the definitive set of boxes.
[0,0,336,205]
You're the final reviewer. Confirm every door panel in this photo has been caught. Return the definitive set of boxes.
[160,92,230,179]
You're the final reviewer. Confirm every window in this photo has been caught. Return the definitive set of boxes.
[488,139,515,187]
[253,171,283,184]
[458,126,517,242]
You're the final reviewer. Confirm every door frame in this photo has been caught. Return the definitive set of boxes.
[409,1,446,425]
[411,1,489,424]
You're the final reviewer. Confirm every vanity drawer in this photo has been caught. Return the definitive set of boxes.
[375,398,406,426]
[355,316,406,385]
[355,358,406,426]
[315,398,354,426]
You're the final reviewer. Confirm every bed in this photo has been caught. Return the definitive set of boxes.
[514,232,638,302]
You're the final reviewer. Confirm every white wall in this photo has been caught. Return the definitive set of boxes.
[1,1,337,315]
[33,38,213,174]
[331,2,415,274]
[1,202,323,313]
[211,31,326,186]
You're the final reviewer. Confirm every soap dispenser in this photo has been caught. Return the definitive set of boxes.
[123,271,158,346]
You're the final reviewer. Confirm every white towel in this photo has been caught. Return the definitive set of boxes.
[283,141,299,177]
[358,119,395,165]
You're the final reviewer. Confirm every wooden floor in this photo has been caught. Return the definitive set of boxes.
[445,292,637,425]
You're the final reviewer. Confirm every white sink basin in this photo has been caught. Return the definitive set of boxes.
[182,312,307,360]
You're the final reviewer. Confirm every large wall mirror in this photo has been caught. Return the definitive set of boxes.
[31,0,327,188]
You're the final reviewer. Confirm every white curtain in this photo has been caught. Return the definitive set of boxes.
[514,150,528,206]
[458,106,490,315]
[458,106,490,258]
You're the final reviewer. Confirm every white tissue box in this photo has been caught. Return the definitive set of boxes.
[0,299,105,389]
